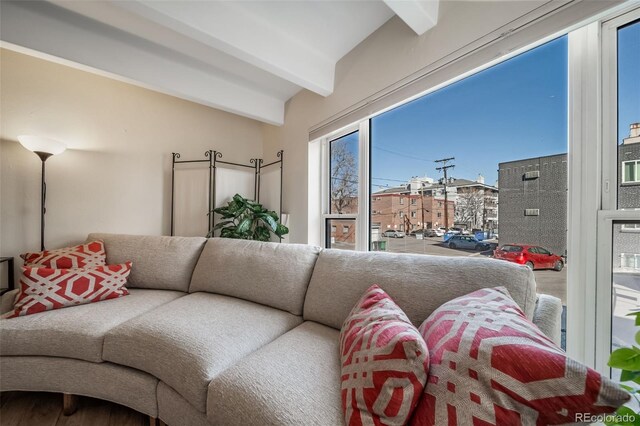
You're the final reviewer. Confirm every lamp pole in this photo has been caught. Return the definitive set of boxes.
[35,152,52,250]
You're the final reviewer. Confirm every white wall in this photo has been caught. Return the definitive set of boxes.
[0,48,264,274]
[261,1,614,244]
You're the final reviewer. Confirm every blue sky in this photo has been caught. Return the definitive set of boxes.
[370,36,569,188]
[335,22,639,191]
[618,20,640,145]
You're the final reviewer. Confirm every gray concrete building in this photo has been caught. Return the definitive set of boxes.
[613,123,640,271]
[498,154,567,255]
[499,123,640,267]
[619,122,640,210]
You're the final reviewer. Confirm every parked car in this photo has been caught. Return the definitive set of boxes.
[424,228,444,237]
[408,229,427,237]
[493,244,564,271]
[447,235,491,251]
[382,230,405,238]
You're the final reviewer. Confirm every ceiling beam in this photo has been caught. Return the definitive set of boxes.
[116,1,335,96]
[384,0,439,36]
[0,1,285,125]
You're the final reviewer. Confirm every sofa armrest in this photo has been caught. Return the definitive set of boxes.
[1,289,19,315]
[532,293,562,346]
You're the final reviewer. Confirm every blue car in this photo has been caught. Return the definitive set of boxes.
[447,235,491,251]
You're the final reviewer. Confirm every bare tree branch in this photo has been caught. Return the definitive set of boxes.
[330,143,358,214]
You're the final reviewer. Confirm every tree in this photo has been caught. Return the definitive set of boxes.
[330,143,358,214]
[455,190,484,229]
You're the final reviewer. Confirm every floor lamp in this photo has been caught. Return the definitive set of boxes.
[18,135,66,251]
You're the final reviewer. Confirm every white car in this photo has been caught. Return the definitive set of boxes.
[382,230,405,238]
[427,228,444,237]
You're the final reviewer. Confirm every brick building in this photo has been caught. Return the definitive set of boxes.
[370,192,455,233]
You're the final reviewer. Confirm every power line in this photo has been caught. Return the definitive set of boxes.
[372,146,433,163]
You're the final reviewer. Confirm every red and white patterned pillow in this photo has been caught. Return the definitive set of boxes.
[3,262,132,318]
[340,285,429,426]
[410,287,630,426]
[21,240,106,269]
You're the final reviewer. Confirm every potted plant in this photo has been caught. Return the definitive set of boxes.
[208,193,288,241]
[606,310,640,425]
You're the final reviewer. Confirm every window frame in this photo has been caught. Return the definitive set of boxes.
[311,3,640,367]
[621,160,640,183]
[320,122,369,251]
[593,7,640,374]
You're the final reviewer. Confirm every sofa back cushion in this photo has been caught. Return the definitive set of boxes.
[189,238,321,315]
[303,249,537,330]
[88,233,206,292]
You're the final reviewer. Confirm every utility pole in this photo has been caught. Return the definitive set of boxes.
[435,157,455,229]
[421,183,425,229]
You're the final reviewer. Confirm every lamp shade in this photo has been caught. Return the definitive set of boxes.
[18,135,66,156]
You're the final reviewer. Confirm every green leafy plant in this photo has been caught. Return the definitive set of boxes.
[208,193,288,241]
[606,310,640,426]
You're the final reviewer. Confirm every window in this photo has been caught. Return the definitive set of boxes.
[315,8,639,364]
[597,11,640,380]
[616,19,640,210]
[621,223,640,232]
[620,253,640,269]
[622,160,639,183]
[326,218,356,251]
[330,131,359,214]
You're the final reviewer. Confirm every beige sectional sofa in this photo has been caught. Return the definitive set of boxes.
[0,233,563,426]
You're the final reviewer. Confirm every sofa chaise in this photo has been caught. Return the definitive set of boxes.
[0,233,562,425]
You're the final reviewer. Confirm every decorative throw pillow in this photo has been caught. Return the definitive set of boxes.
[3,262,132,318]
[340,285,429,426]
[410,287,630,426]
[21,240,106,269]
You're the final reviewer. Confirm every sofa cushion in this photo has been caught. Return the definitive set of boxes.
[189,238,321,315]
[207,321,343,426]
[411,287,629,425]
[88,233,206,291]
[0,288,184,362]
[304,250,537,330]
[4,262,131,318]
[21,240,106,269]
[158,382,211,426]
[340,285,428,426]
[102,292,303,412]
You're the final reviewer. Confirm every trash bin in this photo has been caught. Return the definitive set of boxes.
[372,240,387,251]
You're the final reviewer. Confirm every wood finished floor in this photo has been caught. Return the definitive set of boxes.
[0,392,148,426]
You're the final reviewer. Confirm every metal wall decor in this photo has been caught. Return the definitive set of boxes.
[170,150,284,238]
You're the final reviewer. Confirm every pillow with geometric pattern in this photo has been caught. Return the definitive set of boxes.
[2,262,131,319]
[21,240,106,269]
[410,287,630,426]
[340,284,429,426]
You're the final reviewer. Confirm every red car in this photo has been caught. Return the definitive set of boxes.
[493,244,564,271]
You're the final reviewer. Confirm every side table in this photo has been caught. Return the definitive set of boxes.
[0,257,15,296]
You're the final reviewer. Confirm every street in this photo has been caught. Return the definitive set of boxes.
[333,236,567,303]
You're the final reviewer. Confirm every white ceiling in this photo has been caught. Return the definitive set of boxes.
[0,1,439,125]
